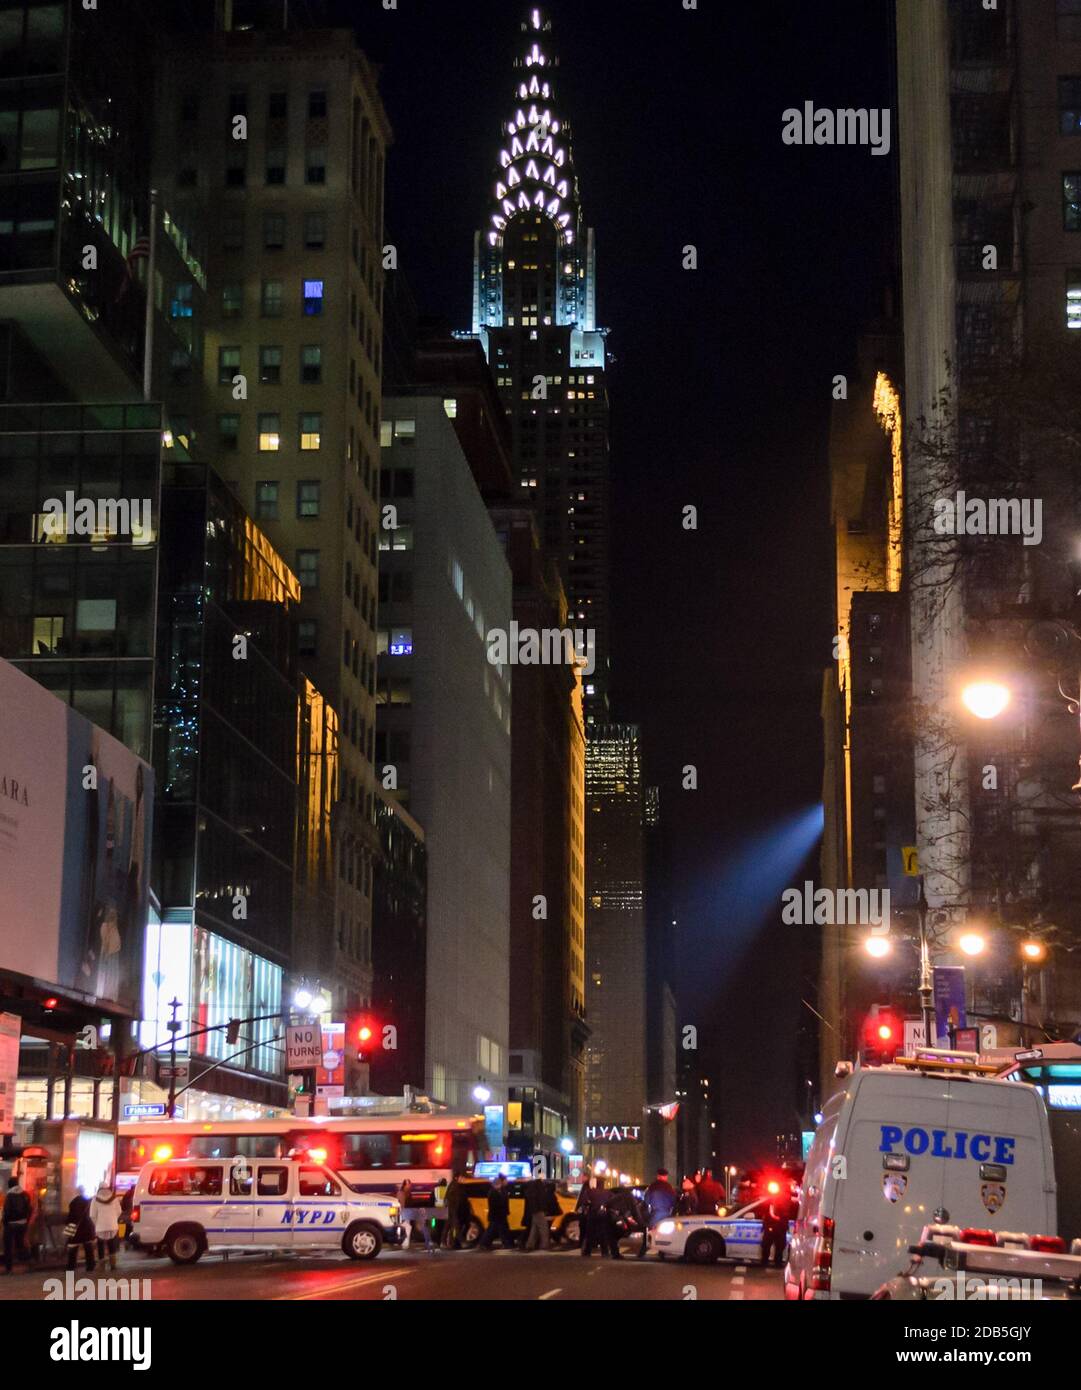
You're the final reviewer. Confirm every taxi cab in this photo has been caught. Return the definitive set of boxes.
[652,1197,792,1264]
[131,1156,401,1264]
[459,1163,579,1246]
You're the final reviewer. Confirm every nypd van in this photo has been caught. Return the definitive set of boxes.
[131,1157,402,1264]
[785,1055,1057,1300]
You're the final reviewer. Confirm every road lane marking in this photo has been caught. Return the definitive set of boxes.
[731,1275,745,1285]
[538,1288,563,1300]
[276,1267,418,1300]
[730,1290,745,1300]
[735,1264,747,1272]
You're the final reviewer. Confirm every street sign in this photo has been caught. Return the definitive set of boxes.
[156,1061,188,1082]
[123,1103,185,1119]
[903,1019,927,1055]
[286,1025,322,1070]
[901,846,920,876]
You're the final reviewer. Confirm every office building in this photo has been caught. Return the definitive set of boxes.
[154,20,392,1010]
[378,390,512,1107]
[466,6,612,722]
[583,724,647,1179]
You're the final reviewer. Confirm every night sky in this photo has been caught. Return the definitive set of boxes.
[346,0,897,1161]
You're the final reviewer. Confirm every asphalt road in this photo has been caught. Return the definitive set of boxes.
[1,1245,787,1302]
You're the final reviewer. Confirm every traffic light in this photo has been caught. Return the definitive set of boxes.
[861,1005,902,1065]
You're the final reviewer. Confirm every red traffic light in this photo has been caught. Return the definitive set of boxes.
[862,1006,901,1064]
[358,1024,373,1043]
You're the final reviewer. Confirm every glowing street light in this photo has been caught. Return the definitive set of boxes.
[957,930,987,958]
[864,935,892,959]
[292,987,313,1011]
[1021,939,1047,963]
[559,1137,574,1153]
[472,1084,491,1104]
[961,680,1011,721]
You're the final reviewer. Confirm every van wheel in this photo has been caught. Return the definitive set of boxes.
[462,1218,483,1247]
[561,1215,581,1247]
[343,1222,383,1260]
[684,1231,723,1264]
[165,1226,205,1265]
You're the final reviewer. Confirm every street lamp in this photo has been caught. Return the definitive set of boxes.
[961,679,1011,720]
[863,935,892,959]
[559,1136,574,1154]
[1020,939,1047,963]
[292,987,313,1012]
[957,930,987,958]
[472,1084,491,1104]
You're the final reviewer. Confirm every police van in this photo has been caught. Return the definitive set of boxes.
[785,1052,1057,1300]
[131,1156,402,1264]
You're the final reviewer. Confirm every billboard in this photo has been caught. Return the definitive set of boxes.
[0,657,153,1016]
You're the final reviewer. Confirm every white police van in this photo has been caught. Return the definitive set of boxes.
[785,1053,1057,1300]
[131,1157,401,1264]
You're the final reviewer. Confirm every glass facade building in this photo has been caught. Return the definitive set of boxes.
[0,399,161,758]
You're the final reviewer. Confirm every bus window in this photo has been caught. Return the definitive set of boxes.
[341,1132,392,1169]
[395,1133,452,1168]
[189,1134,282,1160]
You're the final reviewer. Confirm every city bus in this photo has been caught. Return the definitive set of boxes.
[116,1113,485,1204]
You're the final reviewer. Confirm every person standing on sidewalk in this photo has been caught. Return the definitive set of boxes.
[90,1181,122,1270]
[2,1178,31,1274]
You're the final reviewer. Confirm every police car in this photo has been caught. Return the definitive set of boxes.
[651,1198,793,1264]
[131,1156,402,1264]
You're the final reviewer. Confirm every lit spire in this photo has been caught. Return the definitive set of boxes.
[485,7,581,249]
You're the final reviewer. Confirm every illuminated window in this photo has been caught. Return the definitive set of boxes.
[257,413,280,451]
[1068,270,1081,329]
[393,418,416,442]
[299,412,322,450]
[303,279,324,315]
[379,524,413,552]
[1065,173,1081,231]
[170,283,193,319]
[380,421,393,447]
[443,397,458,418]
[32,615,63,653]
[297,481,321,518]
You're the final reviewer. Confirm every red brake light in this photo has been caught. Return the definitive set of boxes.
[1029,1234,1066,1253]
[131,1205,140,1223]
[959,1228,997,1246]
[810,1216,834,1291]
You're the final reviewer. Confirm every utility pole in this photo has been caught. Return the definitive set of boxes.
[166,997,182,1119]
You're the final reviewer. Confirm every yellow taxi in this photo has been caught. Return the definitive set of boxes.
[457,1167,580,1246]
